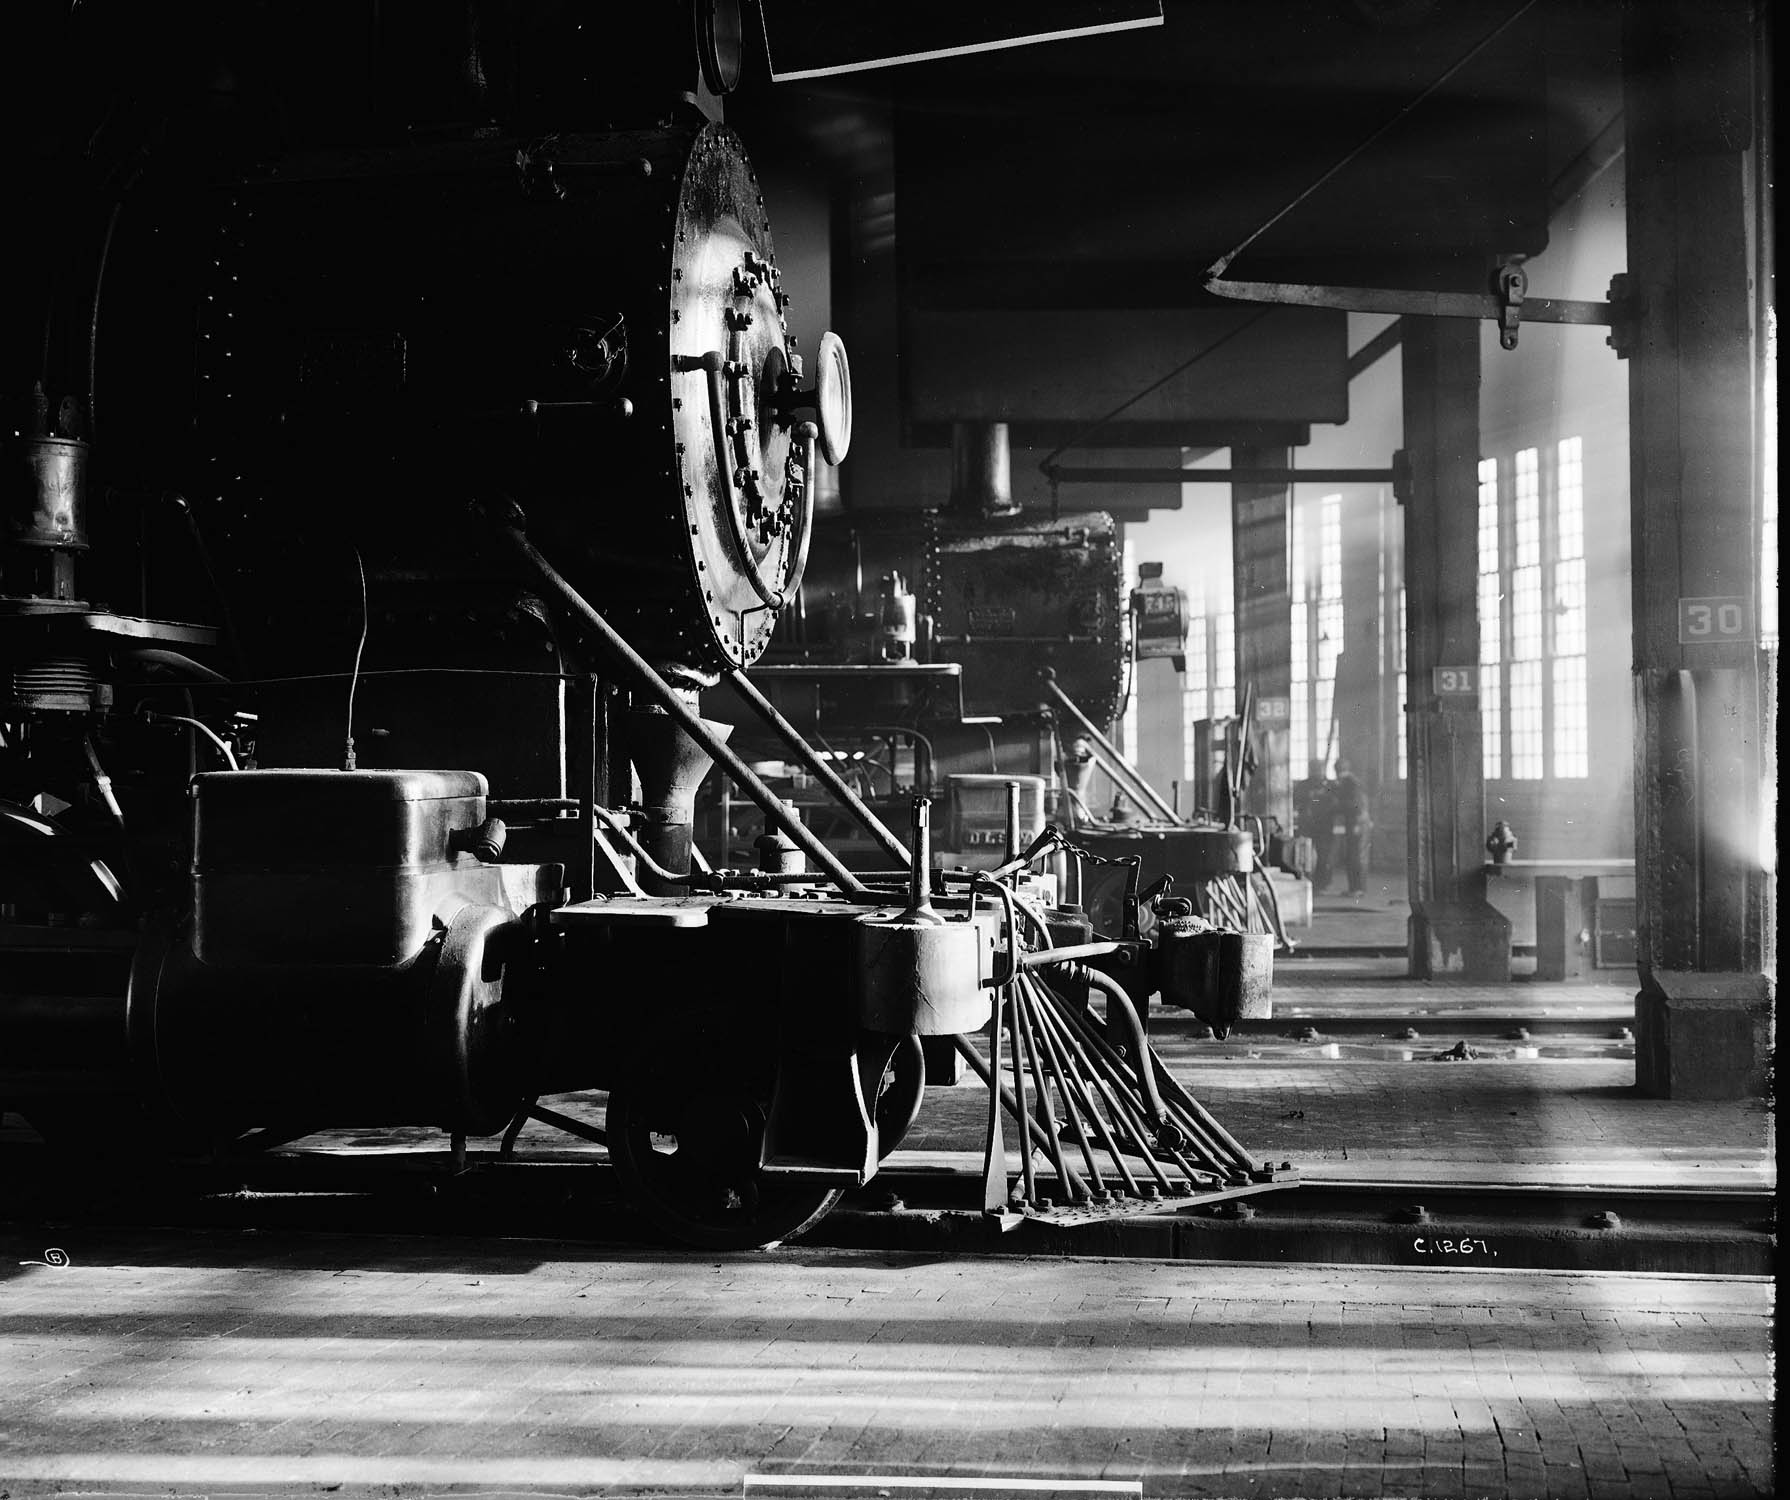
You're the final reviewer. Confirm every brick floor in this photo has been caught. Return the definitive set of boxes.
[0,1233,1771,1499]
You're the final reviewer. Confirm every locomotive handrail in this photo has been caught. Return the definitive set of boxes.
[721,664,912,869]
[1014,941,1124,969]
[477,498,870,897]
[588,804,689,887]
[1040,670,1183,826]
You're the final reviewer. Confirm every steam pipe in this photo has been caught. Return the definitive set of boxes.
[1015,941,1124,969]
[478,499,869,896]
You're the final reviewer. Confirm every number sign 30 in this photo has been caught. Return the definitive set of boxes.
[1677,597,1754,644]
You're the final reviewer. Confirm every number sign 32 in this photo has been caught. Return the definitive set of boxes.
[1677,597,1754,644]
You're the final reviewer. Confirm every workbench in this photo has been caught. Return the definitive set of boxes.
[1483,859,1637,980]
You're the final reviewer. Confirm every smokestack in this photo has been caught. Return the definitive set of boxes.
[947,421,1018,518]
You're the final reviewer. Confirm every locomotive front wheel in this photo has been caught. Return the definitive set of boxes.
[605,1083,841,1251]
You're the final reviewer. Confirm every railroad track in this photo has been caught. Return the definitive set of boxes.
[2,1137,1771,1277]
[819,1170,1775,1277]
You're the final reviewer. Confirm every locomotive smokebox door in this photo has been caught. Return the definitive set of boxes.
[186,122,846,691]
[666,128,850,670]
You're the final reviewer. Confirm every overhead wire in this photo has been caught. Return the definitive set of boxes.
[1199,0,1544,284]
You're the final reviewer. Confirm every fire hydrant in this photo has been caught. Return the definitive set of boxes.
[1486,820,1518,864]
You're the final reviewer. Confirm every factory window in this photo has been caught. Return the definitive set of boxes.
[1395,585,1407,781]
[1477,458,1503,779]
[1215,606,1235,698]
[1289,494,1343,772]
[1181,572,1209,779]
[1477,441,1591,783]
[1317,499,1343,763]
[1552,438,1589,777]
[1380,528,1407,782]
[1290,512,1307,770]
[1508,447,1545,778]
[1179,573,1234,789]
[1764,310,1780,651]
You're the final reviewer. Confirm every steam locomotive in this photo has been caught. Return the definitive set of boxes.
[2,2,1277,1247]
[718,422,1284,976]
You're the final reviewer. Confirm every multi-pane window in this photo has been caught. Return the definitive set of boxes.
[1475,439,1591,781]
[1290,510,1307,771]
[1317,499,1342,766]
[1181,573,1209,781]
[1214,607,1235,700]
[1179,576,1234,785]
[1477,458,1503,778]
[1508,447,1545,777]
[1765,309,1779,651]
[1552,438,1589,776]
[1395,585,1407,781]
[1289,494,1342,773]
[1379,527,1408,782]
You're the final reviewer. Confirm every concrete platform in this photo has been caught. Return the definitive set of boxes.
[0,1231,1771,1499]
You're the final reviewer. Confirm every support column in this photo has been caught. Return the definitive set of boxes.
[1625,0,1772,1097]
[1400,319,1511,979]
[1230,445,1292,836]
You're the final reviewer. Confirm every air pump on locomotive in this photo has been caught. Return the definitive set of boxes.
[2,2,1283,1247]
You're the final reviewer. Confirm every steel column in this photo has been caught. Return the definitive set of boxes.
[1400,318,1510,979]
[1625,0,1772,1097]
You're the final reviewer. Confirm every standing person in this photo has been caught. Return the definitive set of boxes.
[1293,758,1335,891]
[1332,758,1370,896]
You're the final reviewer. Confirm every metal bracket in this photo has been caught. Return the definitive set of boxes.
[1203,269,1631,358]
[1391,449,1412,506]
[1494,262,1527,350]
